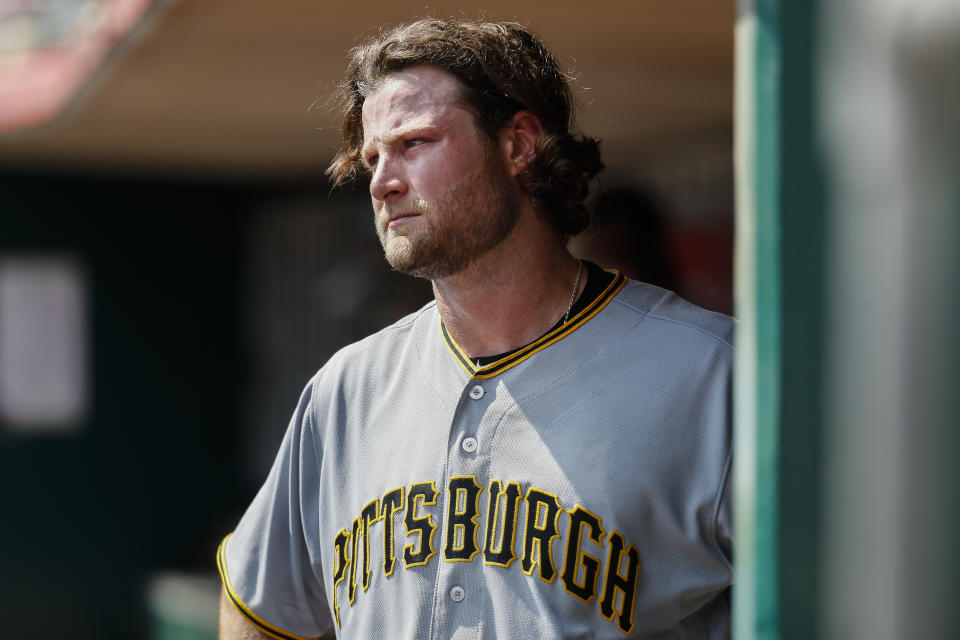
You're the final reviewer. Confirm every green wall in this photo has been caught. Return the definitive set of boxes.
[0,170,246,639]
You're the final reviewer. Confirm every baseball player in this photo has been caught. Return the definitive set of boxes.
[218,18,732,639]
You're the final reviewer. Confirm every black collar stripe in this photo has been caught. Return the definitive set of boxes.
[442,321,478,373]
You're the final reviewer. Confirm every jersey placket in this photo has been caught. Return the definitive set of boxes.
[427,373,505,640]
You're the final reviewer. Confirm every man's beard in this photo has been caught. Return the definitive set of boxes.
[375,156,520,280]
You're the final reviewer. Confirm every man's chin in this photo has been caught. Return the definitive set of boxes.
[383,239,426,276]
[382,237,479,280]
[384,246,448,280]
[386,256,435,279]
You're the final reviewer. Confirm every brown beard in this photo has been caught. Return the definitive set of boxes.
[375,148,520,280]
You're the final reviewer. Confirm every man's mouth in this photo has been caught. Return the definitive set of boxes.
[387,211,420,229]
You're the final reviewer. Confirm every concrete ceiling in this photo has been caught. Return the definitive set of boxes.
[0,0,733,178]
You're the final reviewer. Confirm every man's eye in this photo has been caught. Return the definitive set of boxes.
[366,155,379,168]
[406,138,426,148]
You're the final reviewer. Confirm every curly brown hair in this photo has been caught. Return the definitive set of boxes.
[326,18,604,236]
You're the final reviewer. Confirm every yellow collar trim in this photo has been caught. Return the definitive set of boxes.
[441,270,627,379]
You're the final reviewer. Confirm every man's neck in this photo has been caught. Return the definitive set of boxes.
[431,215,584,359]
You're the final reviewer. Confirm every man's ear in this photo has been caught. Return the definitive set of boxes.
[499,110,543,177]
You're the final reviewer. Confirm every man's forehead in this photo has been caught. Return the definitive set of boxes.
[361,67,468,142]
[367,65,462,103]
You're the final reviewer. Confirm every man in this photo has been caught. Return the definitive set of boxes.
[218,18,732,639]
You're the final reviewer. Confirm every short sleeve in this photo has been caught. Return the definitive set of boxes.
[217,379,331,640]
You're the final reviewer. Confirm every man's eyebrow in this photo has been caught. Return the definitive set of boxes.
[361,122,435,160]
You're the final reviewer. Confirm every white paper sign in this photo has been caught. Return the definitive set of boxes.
[0,255,89,432]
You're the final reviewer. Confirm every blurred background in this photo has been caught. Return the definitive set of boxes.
[0,0,957,639]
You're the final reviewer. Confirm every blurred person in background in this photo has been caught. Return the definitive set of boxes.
[570,187,677,291]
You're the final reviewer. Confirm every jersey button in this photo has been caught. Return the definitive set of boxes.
[461,437,478,453]
[449,585,466,602]
[469,385,485,400]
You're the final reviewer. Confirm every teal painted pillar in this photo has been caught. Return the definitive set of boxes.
[734,1,825,638]
[733,1,781,638]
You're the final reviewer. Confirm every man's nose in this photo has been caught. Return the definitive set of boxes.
[369,156,407,202]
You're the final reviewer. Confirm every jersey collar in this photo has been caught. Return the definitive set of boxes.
[440,270,627,379]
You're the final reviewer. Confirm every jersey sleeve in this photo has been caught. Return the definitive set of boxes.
[218,378,331,640]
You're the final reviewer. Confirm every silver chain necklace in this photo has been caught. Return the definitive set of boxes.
[473,260,583,368]
[563,260,584,324]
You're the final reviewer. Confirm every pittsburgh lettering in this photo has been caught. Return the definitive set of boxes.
[331,476,642,635]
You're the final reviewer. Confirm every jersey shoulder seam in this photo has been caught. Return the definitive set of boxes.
[303,300,436,411]
[325,299,435,359]
[377,299,437,333]
[611,296,735,351]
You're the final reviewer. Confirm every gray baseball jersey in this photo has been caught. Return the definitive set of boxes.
[219,271,733,639]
